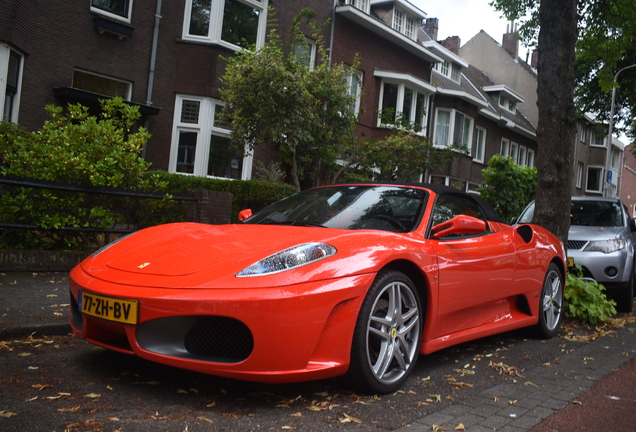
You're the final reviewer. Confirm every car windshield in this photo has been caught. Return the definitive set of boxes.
[571,200,623,227]
[243,185,428,232]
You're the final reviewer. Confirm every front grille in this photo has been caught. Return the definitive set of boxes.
[567,240,588,250]
[184,317,254,362]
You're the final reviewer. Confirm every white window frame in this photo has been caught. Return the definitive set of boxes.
[345,0,369,13]
[586,165,604,194]
[1,45,23,123]
[294,37,316,70]
[393,9,404,34]
[404,16,415,40]
[500,138,510,157]
[347,70,363,116]
[590,129,606,147]
[472,126,486,163]
[72,69,132,100]
[433,108,473,149]
[182,0,268,51]
[169,95,253,180]
[510,142,519,162]
[610,147,620,170]
[379,79,430,133]
[576,162,584,189]
[518,146,527,166]
[527,149,535,168]
[90,0,133,23]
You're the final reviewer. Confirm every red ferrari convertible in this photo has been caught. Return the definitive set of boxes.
[69,183,566,393]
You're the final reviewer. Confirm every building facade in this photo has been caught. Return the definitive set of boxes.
[3,0,620,200]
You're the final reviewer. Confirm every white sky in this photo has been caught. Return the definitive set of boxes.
[409,0,512,47]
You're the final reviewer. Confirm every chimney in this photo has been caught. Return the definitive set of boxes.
[502,21,519,59]
[423,17,439,41]
[531,49,539,69]
[441,36,461,55]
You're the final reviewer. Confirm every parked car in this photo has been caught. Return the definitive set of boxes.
[69,183,566,394]
[515,197,636,312]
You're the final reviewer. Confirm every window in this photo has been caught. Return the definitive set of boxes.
[170,95,252,180]
[579,124,586,142]
[586,166,603,193]
[91,0,132,21]
[433,109,473,148]
[610,147,620,170]
[509,142,519,162]
[183,0,267,49]
[527,149,535,168]
[431,193,487,237]
[576,162,584,189]
[72,69,132,99]
[347,70,363,116]
[294,38,316,70]
[472,126,486,163]
[590,129,606,147]
[393,9,404,33]
[434,60,450,77]
[1,47,22,122]
[518,146,527,166]
[345,0,368,12]
[404,16,415,39]
[498,94,516,113]
[380,81,429,131]
[500,138,510,157]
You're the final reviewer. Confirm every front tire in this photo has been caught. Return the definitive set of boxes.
[345,270,423,394]
[532,263,563,338]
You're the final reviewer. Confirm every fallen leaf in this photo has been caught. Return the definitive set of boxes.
[58,406,80,412]
[339,413,362,423]
[432,425,447,431]
[572,400,583,405]
[455,424,466,431]
[198,416,213,424]
[0,411,18,418]
[84,393,101,398]
[18,352,31,357]
[32,384,53,391]
[524,381,538,387]
[290,412,302,417]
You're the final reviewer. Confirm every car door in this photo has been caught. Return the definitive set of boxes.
[428,194,516,338]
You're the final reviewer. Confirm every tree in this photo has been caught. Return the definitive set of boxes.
[492,0,579,243]
[220,10,359,190]
[478,155,537,223]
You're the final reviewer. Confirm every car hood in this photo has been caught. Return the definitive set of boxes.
[80,223,425,289]
[568,224,625,241]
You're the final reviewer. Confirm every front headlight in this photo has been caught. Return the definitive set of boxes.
[236,243,337,277]
[584,238,626,254]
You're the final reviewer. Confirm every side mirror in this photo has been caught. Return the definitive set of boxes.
[238,209,253,222]
[510,216,518,225]
[432,215,487,239]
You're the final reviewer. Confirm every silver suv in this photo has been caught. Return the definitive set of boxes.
[516,197,636,312]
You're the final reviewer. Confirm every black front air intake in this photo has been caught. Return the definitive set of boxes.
[184,316,254,362]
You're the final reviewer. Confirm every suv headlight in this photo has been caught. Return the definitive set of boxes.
[584,238,626,253]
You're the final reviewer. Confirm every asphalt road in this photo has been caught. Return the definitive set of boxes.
[1,272,635,431]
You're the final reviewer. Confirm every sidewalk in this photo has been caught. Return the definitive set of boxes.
[1,271,635,431]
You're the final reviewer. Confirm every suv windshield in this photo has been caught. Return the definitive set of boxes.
[243,185,427,233]
[571,201,623,227]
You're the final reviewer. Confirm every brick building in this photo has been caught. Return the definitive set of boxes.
[1,0,557,194]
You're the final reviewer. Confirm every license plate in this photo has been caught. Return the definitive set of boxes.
[79,291,138,325]
[567,257,575,267]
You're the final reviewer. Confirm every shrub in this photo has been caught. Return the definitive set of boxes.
[564,265,617,324]
[0,98,172,250]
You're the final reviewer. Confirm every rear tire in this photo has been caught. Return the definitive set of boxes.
[344,270,423,394]
[532,263,563,339]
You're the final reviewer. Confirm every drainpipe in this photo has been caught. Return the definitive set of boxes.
[329,0,337,67]
[142,0,162,158]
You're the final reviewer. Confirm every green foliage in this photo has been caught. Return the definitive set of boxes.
[478,155,537,222]
[219,9,359,190]
[564,265,617,324]
[0,98,171,250]
[143,170,297,220]
[334,126,467,183]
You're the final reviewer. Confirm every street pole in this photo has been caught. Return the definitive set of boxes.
[604,64,636,197]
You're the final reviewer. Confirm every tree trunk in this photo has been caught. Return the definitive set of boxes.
[534,0,579,244]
